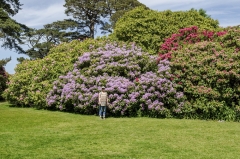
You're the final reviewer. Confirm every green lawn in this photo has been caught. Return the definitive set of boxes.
[0,102,239,159]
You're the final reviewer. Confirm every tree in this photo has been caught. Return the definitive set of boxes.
[23,19,81,59]
[0,0,21,16]
[100,0,148,33]
[0,57,11,67]
[20,0,145,59]
[0,0,29,54]
[0,57,11,101]
[16,57,27,63]
[190,8,211,18]
[63,0,146,38]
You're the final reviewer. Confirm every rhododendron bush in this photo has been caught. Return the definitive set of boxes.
[159,26,240,121]
[111,6,219,54]
[3,38,114,108]
[47,43,185,117]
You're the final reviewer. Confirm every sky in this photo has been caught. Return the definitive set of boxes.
[1,0,240,74]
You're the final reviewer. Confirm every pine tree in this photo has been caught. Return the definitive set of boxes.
[63,0,147,38]
[0,0,29,53]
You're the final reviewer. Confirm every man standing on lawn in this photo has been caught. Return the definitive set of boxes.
[98,86,108,119]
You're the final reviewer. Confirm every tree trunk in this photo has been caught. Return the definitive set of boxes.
[90,22,95,38]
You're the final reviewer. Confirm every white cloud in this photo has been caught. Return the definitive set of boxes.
[13,3,67,28]
[12,0,240,29]
[138,0,240,27]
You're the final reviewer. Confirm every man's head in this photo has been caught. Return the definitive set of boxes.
[102,86,105,91]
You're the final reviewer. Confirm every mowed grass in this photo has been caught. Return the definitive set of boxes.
[0,102,239,159]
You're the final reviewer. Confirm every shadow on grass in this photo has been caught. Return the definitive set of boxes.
[0,101,28,108]
[0,101,12,107]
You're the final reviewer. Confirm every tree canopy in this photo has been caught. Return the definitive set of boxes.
[63,0,147,38]
[23,19,81,59]
[0,57,11,67]
[0,0,21,16]
[0,57,10,101]
[1,0,146,59]
[0,0,29,54]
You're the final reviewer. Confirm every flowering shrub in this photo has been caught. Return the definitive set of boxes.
[111,6,219,54]
[159,26,240,121]
[3,38,114,108]
[158,26,227,61]
[47,43,185,117]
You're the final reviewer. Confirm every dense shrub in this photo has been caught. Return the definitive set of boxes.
[46,42,185,117]
[111,6,219,54]
[3,38,115,108]
[159,26,240,121]
[0,66,8,101]
[158,26,227,60]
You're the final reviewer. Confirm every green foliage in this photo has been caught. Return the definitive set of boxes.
[0,1,29,53]
[0,0,21,16]
[0,57,11,101]
[64,0,105,38]
[111,6,219,54]
[16,57,27,63]
[0,57,11,66]
[166,26,240,121]
[0,67,8,101]
[190,8,211,18]
[101,0,148,33]
[3,38,115,108]
[64,0,146,38]
[23,19,81,59]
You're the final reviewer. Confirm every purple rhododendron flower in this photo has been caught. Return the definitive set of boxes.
[46,42,185,117]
